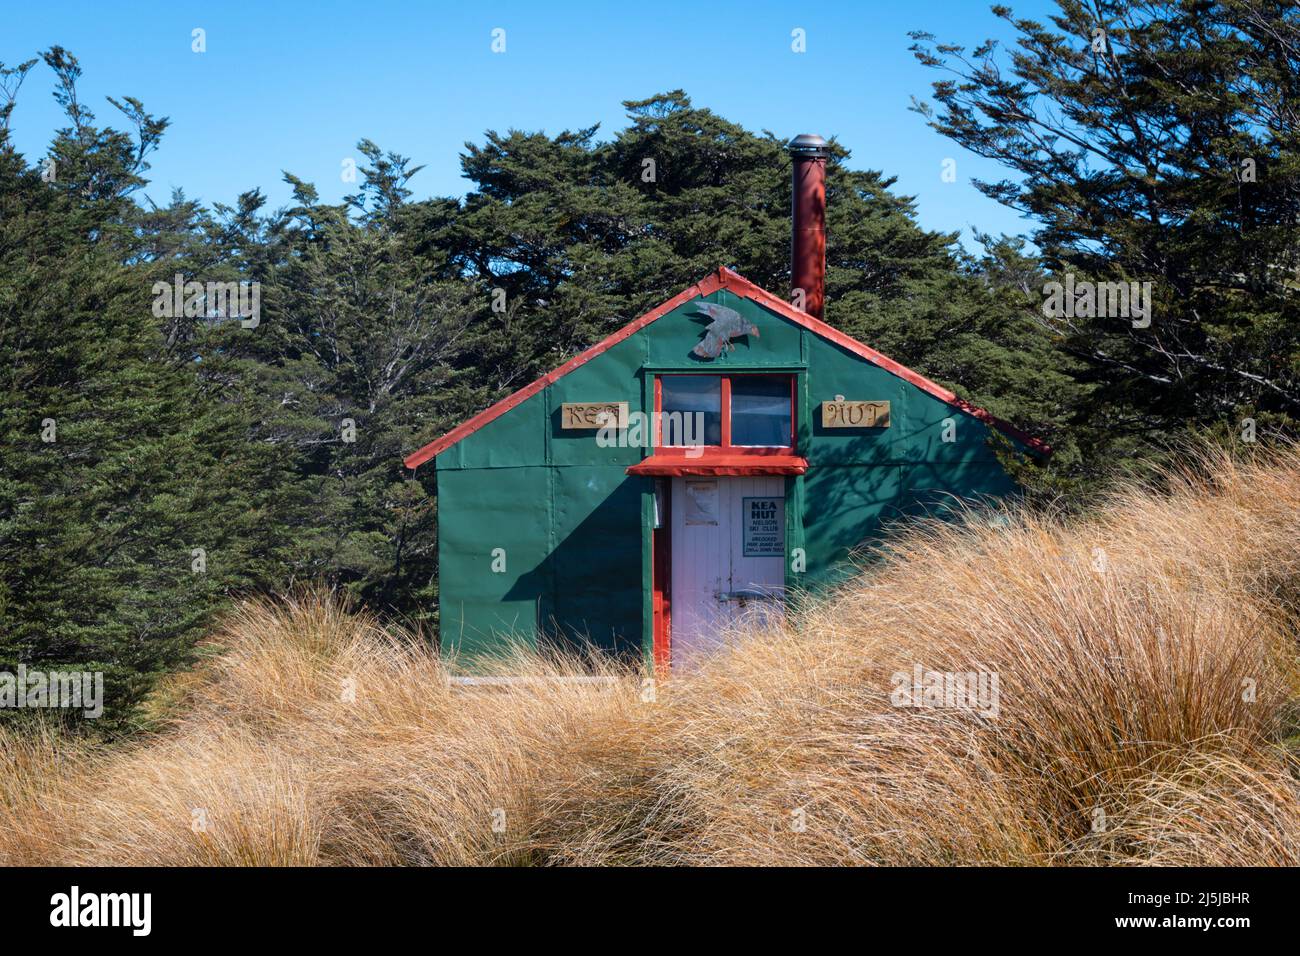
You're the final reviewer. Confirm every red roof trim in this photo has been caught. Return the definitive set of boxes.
[405,267,1049,468]
[715,270,1052,456]
[627,452,809,477]
[403,272,725,469]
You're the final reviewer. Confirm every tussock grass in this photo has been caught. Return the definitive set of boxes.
[3,446,1300,865]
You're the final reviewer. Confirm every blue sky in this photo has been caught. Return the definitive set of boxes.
[3,0,1061,246]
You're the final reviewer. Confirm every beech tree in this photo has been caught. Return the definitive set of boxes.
[910,0,1300,465]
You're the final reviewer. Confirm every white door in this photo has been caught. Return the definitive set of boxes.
[670,476,786,667]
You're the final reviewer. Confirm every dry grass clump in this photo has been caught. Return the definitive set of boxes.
[0,723,87,865]
[3,446,1300,865]
[1,597,650,866]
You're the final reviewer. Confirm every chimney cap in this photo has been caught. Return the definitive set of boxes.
[787,133,829,158]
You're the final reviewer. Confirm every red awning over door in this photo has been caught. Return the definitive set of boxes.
[626,453,808,477]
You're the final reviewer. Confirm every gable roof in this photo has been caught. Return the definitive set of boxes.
[404,267,1049,469]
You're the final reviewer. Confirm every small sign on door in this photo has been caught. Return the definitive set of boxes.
[685,480,719,525]
[742,496,784,556]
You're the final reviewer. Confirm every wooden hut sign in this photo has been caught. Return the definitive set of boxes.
[561,402,629,430]
[821,399,890,429]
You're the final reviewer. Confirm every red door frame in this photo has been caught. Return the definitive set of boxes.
[651,477,671,672]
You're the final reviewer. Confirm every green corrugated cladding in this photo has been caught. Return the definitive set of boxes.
[433,287,1021,662]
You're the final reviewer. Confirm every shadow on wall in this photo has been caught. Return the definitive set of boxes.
[504,475,645,661]
[800,448,1018,590]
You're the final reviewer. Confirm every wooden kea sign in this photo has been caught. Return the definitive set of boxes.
[561,402,629,430]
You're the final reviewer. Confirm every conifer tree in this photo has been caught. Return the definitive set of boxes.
[0,50,289,733]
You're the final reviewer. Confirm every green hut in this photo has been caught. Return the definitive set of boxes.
[404,135,1046,669]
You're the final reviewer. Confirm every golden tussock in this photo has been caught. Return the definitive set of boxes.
[3,446,1300,866]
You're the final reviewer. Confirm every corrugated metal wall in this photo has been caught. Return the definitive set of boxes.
[434,287,1019,661]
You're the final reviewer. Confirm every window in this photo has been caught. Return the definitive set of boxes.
[730,376,793,446]
[658,374,793,450]
[661,375,722,446]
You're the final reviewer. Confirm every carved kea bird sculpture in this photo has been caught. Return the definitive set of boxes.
[691,302,760,358]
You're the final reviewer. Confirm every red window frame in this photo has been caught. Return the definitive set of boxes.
[653,373,796,455]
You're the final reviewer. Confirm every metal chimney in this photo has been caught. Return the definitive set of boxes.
[788,133,829,320]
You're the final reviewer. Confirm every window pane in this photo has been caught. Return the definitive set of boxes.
[730,376,792,447]
[661,375,721,446]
